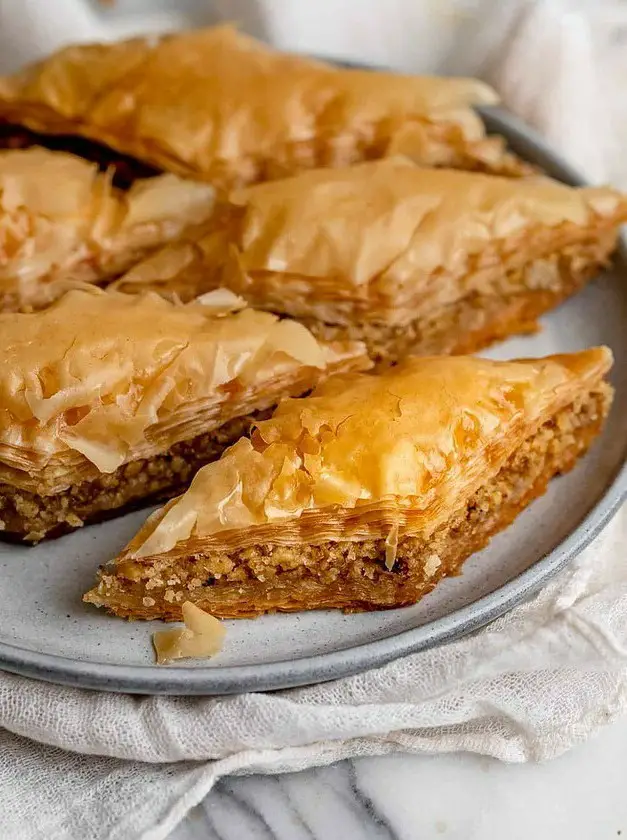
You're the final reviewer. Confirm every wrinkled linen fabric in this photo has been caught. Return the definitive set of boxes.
[1,2,627,839]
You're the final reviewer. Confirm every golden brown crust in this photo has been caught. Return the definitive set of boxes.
[0,147,215,311]
[114,161,627,360]
[108,349,613,563]
[0,122,160,187]
[0,26,525,188]
[0,335,368,543]
[84,384,612,619]
[0,287,369,495]
[300,234,613,362]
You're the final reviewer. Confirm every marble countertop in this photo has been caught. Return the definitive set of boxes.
[172,715,627,839]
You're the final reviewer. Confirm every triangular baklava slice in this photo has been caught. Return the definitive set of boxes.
[0,287,368,543]
[85,348,613,620]
[0,147,214,311]
[116,159,627,363]
[0,26,526,190]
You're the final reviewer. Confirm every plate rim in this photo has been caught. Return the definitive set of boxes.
[1,109,625,695]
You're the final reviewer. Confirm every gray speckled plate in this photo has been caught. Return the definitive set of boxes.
[0,110,625,695]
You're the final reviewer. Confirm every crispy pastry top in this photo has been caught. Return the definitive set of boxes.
[0,147,215,310]
[116,159,627,325]
[0,287,368,481]
[123,347,612,560]
[0,26,500,186]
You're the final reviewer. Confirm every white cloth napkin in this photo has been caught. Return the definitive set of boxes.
[1,2,627,839]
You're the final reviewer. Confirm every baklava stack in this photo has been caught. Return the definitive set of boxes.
[0,287,368,542]
[117,158,627,362]
[0,25,619,637]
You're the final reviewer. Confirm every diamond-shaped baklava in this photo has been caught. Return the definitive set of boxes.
[0,147,214,311]
[85,347,613,620]
[116,159,627,363]
[0,26,526,190]
[0,287,368,543]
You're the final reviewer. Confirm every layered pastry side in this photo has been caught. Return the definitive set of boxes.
[0,287,369,543]
[84,347,614,620]
[0,25,528,191]
[0,147,215,312]
[115,159,627,363]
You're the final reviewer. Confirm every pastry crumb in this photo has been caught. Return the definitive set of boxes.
[152,601,225,665]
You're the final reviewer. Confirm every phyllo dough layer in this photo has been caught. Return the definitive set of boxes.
[116,159,627,362]
[84,348,613,619]
[0,147,214,311]
[0,26,526,190]
[0,287,368,542]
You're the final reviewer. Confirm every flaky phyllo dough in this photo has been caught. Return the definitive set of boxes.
[0,147,215,311]
[85,348,613,619]
[0,26,526,190]
[116,159,627,361]
[0,287,368,535]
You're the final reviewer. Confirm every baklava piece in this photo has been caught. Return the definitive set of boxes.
[116,159,627,363]
[0,287,368,543]
[0,147,214,311]
[0,26,527,190]
[85,347,613,620]
[0,124,158,189]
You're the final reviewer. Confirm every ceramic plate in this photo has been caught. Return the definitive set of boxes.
[0,110,625,695]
